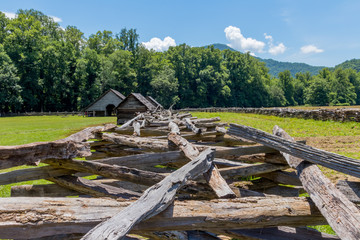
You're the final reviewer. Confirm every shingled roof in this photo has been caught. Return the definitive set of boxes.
[131,93,156,110]
[146,96,163,109]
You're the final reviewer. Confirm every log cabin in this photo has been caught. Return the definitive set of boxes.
[83,89,125,117]
[116,93,156,124]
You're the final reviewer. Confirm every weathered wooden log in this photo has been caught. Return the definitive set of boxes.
[48,175,141,199]
[168,132,236,199]
[168,121,181,135]
[63,124,117,142]
[11,179,148,198]
[118,114,143,129]
[228,123,360,178]
[0,141,90,170]
[219,163,288,179]
[0,197,326,239]
[176,112,192,119]
[191,117,220,124]
[184,118,202,134]
[336,180,360,204]
[219,226,340,240]
[273,125,360,240]
[81,148,215,240]
[132,121,141,136]
[102,133,168,151]
[43,158,165,186]
[260,170,302,186]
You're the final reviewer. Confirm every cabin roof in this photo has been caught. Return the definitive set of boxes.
[117,93,156,111]
[146,96,163,109]
[84,89,125,111]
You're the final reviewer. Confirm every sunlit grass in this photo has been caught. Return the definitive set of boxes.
[0,115,116,146]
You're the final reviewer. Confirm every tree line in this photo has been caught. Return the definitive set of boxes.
[1,9,360,113]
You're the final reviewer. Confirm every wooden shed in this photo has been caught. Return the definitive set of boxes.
[116,93,156,124]
[84,89,125,117]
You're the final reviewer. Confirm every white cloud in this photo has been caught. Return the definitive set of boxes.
[142,36,176,52]
[224,26,265,53]
[3,11,16,19]
[300,45,324,54]
[50,15,62,23]
[264,33,286,55]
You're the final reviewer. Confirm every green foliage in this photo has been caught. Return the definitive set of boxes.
[0,44,22,112]
[335,58,360,72]
[1,9,360,112]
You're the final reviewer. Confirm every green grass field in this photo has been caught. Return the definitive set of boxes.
[0,115,116,146]
[2,113,355,236]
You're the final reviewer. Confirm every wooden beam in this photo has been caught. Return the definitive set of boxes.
[168,132,236,199]
[0,197,326,239]
[184,118,202,134]
[273,125,360,240]
[118,114,143,129]
[0,141,90,170]
[228,123,360,178]
[219,163,288,179]
[336,180,360,204]
[48,175,141,199]
[63,124,117,142]
[81,148,215,240]
[43,158,165,186]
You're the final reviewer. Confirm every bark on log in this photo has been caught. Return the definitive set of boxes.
[43,158,165,186]
[132,121,141,136]
[118,114,143,129]
[168,132,236,199]
[184,118,202,134]
[81,148,215,240]
[273,125,360,240]
[228,123,360,178]
[0,141,90,170]
[259,170,302,186]
[48,175,141,199]
[102,133,168,151]
[0,197,326,239]
[336,180,360,204]
[219,226,340,240]
[218,163,288,180]
[63,124,117,142]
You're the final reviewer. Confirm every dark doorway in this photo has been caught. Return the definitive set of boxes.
[106,104,116,116]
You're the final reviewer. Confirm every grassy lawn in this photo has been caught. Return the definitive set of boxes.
[0,115,116,198]
[0,115,116,146]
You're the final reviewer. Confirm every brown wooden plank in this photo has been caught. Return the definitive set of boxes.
[228,123,360,178]
[81,148,215,239]
[0,196,326,239]
[273,125,360,240]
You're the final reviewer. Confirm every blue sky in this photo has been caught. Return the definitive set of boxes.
[1,0,360,67]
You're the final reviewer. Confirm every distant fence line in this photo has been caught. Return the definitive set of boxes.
[181,107,360,122]
[0,111,82,117]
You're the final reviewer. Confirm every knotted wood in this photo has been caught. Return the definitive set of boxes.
[228,123,360,178]
[273,125,360,240]
[168,132,236,199]
[0,196,326,239]
[81,148,215,240]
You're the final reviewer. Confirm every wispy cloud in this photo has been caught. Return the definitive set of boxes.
[300,44,324,54]
[2,11,16,19]
[264,33,286,55]
[224,26,265,53]
[50,15,62,23]
[142,36,176,52]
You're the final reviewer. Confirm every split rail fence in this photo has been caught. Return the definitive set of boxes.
[0,110,359,239]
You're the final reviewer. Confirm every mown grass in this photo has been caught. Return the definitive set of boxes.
[193,112,360,137]
[0,115,116,146]
[0,115,116,198]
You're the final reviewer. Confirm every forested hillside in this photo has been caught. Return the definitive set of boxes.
[335,59,360,72]
[207,43,325,76]
[1,9,360,113]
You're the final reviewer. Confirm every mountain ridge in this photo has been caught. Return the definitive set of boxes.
[205,43,327,76]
